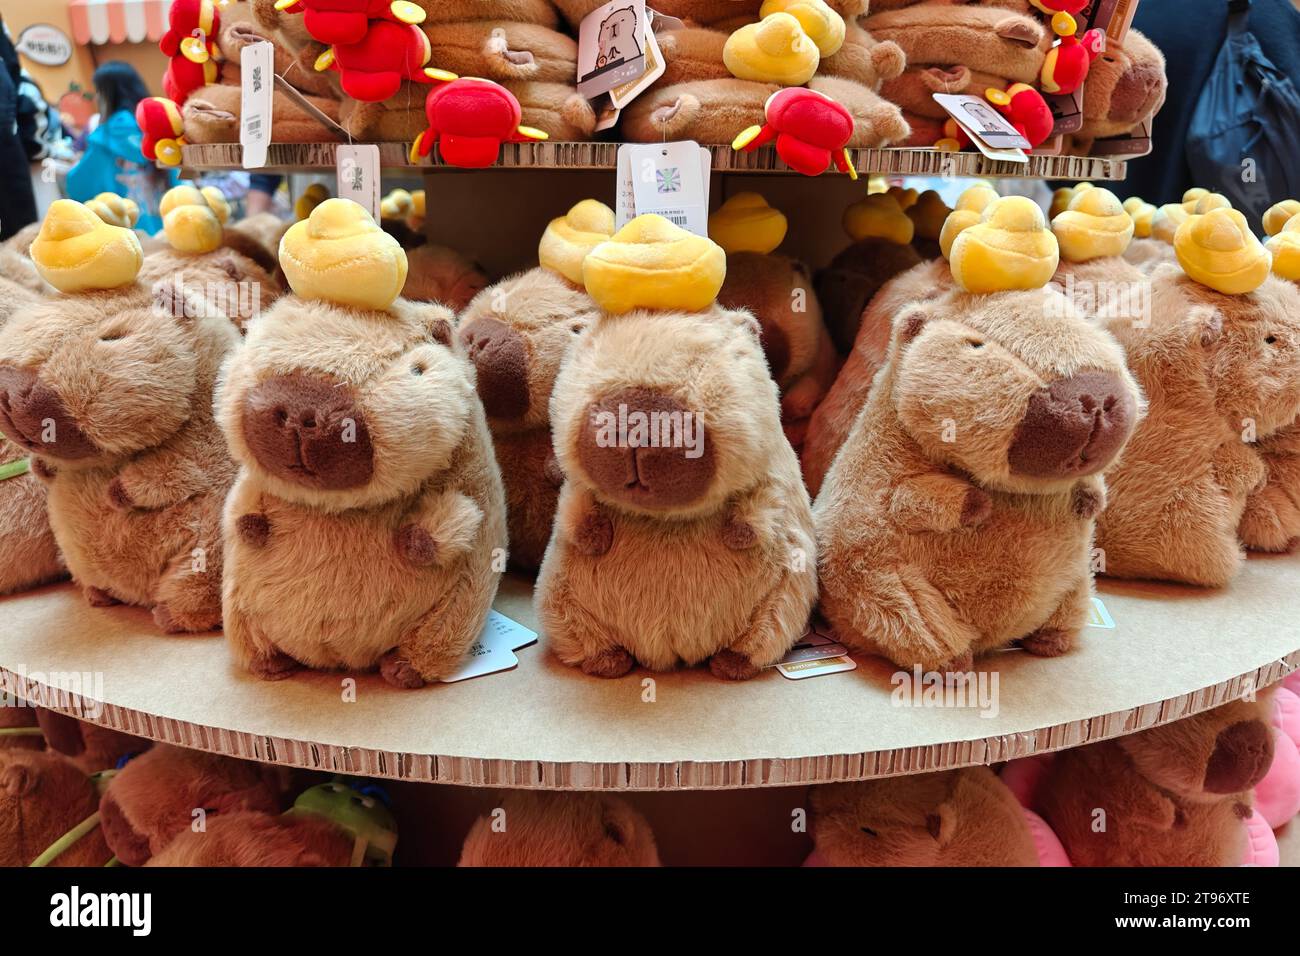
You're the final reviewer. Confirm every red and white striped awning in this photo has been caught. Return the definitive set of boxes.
[68,0,172,46]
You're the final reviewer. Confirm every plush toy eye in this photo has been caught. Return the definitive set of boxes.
[411,363,426,376]
[966,339,984,349]
[1265,335,1277,345]
[570,324,584,334]
[859,826,878,837]
[99,330,127,342]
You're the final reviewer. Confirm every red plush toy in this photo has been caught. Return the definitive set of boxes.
[937,83,1054,151]
[275,0,426,46]
[732,88,859,180]
[159,0,223,103]
[136,96,187,167]
[1040,12,1103,96]
[1030,0,1088,13]
[314,19,452,102]
[410,77,548,168]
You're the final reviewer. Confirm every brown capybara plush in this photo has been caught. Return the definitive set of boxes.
[458,790,660,867]
[402,244,489,313]
[808,767,1040,867]
[553,0,760,30]
[0,748,112,866]
[1097,268,1300,587]
[0,201,238,632]
[98,744,283,866]
[147,810,353,866]
[33,711,145,775]
[0,706,43,752]
[865,5,1049,85]
[816,281,1141,672]
[1078,29,1167,146]
[1037,696,1275,866]
[1241,420,1300,552]
[217,200,506,687]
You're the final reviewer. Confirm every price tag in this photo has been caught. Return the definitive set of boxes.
[336,144,381,221]
[615,141,710,236]
[240,41,274,169]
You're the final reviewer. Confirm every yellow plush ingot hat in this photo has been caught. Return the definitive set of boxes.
[1180,187,1209,212]
[201,186,231,225]
[1267,214,1300,282]
[1052,186,1135,262]
[1122,196,1158,239]
[760,0,845,56]
[279,198,409,311]
[1174,207,1271,295]
[295,183,330,221]
[1150,203,1189,244]
[723,12,820,86]
[886,185,919,210]
[86,192,140,229]
[29,199,143,294]
[843,193,914,244]
[538,199,616,285]
[380,188,413,220]
[1049,182,1092,220]
[907,190,951,242]
[407,190,426,231]
[582,214,726,315]
[160,184,223,255]
[1263,200,1300,237]
[1192,192,1231,215]
[709,192,788,255]
[949,196,1059,294]
[939,184,999,260]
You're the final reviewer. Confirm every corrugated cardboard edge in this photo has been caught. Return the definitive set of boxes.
[4,651,1294,791]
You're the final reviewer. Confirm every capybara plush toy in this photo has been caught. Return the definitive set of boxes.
[816,198,1140,672]
[808,767,1040,866]
[457,200,610,571]
[34,710,144,776]
[536,215,817,680]
[0,748,113,866]
[1076,29,1167,148]
[1050,185,1148,327]
[217,199,506,687]
[1096,213,1300,587]
[1037,696,1276,866]
[1241,420,1300,553]
[0,200,238,632]
[402,244,488,312]
[459,790,660,867]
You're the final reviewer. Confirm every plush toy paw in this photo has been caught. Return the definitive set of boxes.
[395,524,439,566]
[543,453,565,488]
[379,649,428,689]
[580,646,635,679]
[30,457,56,481]
[936,648,975,685]
[1018,626,1074,657]
[152,601,221,635]
[870,40,906,83]
[236,513,271,548]
[249,649,305,682]
[960,487,993,527]
[107,477,135,511]
[85,586,122,608]
[721,511,759,550]
[709,648,761,681]
[572,507,614,557]
[1071,482,1105,519]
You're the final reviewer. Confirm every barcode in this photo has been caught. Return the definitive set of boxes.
[663,214,688,226]
[246,117,261,136]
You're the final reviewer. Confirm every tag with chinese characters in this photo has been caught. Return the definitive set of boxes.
[441,611,538,683]
[240,42,274,169]
[336,144,381,221]
[616,141,710,236]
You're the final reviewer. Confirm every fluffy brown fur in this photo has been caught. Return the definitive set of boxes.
[815,287,1141,671]
[810,767,1039,866]
[146,809,353,866]
[0,244,48,295]
[422,0,559,27]
[34,710,143,776]
[140,235,282,334]
[458,790,660,866]
[1123,236,1177,272]
[183,82,342,145]
[0,706,42,752]
[1241,420,1300,552]
[1079,29,1166,141]
[0,283,239,632]
[815,236,923,353]
[217,296,506,686]
[881,64,1015,120]
[819,6,907,89]
[536,306,817,679]
[403,244,489,312]
[0,749,111,866]
[865,5,1049,84]
[1038,697,1275,866]
[1096,269,1300,586]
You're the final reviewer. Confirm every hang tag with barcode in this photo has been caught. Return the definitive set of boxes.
[240,41,274,169]
[616,141,709,236]
[336,144,381,221]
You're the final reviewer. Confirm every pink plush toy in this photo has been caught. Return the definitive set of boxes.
[1255,686,1300,829]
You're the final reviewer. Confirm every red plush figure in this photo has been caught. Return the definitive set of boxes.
[274,0,426,46]
[986,83,1055,147]
[1040,12,1103,96]
[136,96,186,167]
[159,0,222,103]
[410,78,548,169]
[732,88,859,180]
[1029,0,1088,13]
[315,20,451,102]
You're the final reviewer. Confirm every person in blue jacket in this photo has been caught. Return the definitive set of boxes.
[66,62,176,234]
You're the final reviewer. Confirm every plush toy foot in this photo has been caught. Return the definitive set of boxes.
[580,646,635,679]
[85,586,121,607]
[936,649,975,686]
[721,511,758,550]
[152,601,221,634]
[248,649,303,681]
[236,513,271,548]
[573,508,614,556]
[106,477,135,511]
[379,649,428,689]
[961,487,993,526]
[395,524,438,566]
[1071,483,1105,519]
[709,649,761,681]
[1019,627,1074,657]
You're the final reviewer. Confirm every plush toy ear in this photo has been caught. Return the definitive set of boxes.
[995,17,1042,48]
[426,316,454,347]
[0,762,35,798]
[34,710,85,756]
[925,802,956,847]
[895,305,932,345]
[921,65,971,93]
[1188,305,1223,347]
[601,808,630,848]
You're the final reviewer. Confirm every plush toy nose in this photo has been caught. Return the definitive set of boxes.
[0,364,98,459]
[241,372,374,490]
[1204,720,1275,794]
[459,316,529,420]
[576,387,715,509]
[1007,370,1135,479]
[98,792,153,867]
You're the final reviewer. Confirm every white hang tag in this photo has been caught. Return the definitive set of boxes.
[440,611,538,683]
[618,140,709,236]
[609,19,665,110]
[240,41,274,169]
[576,0,649,99]
[336,144,381,221]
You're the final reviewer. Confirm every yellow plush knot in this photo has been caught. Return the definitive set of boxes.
[582,214,726,315]
[279,198,409,310]
[1181,187,1209,212]
[843,194,913,244]
[1049,182,1092,220]
[538,199,616,285]
[160,184,223,255]
[1150,203,1189,244]
[907,190,951,241]
[760,0,845,56]
[87,192,140,229]
[1192,192,1231,215]
[380,188,413,220]
[1175,208,1272,295]
[1263,200,1300,236]
[723,12,820,85]
[886,185,919,210]
[294,183,329,221]
[160,185,205,219]
[708,192,788,255]
[201,187,231,224]
[407,190,426,231]
[939,184,998,260]
[29,199,143,294]
[1052,186,1135,261]
[1267,215,1300,282]
[949,196,1059,293]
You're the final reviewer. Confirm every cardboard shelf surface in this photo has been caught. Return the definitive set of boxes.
[181,142,1128,180]
[2,554,1295,791]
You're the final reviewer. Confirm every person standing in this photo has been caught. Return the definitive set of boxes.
[0,15,39,240]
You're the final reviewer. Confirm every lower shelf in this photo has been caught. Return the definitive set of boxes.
[1,553,1296,791]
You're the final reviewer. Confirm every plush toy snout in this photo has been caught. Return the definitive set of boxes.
[459,317,530,420]
[240,372,375,490]
[1006,370,1135,479]
[1204,720,1275,795]
[0,365,99,460]
[98,791,154,866]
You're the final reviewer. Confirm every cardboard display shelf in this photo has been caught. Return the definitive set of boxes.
[2,553,1295,791]
[180,142,1128,180]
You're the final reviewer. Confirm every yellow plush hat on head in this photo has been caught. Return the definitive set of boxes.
[538,199,616,285]
[1263,200,1300,236]
[1052,186,1135,261]
[1267,215,1300,282]
[407,190,426,231]
[160,184,223,255]
[709,193,788,255]
[949,196,1059,293]
[906,190,951,241]
[279,198,409,311]
[583,214,727,315]
[29,199,143,294]
[939,184,999,260]
[380,188,413,220]
[1192,192,1231,215]
[1175,207,1271,295]
[200,187,231,224]
[760,0,845,56]
[723,12,820,86]
[87,192,140,229]
[1150,203,1189,244]
[1181,187,1209,212]
[1123,196,1158,238]
[1049,182,1092,220]
[843,194,913,244]
[295,183,330,221]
